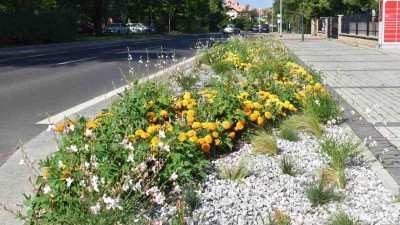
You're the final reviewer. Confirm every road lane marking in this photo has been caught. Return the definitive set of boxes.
[36,55,197,125]
[56,57,97,65]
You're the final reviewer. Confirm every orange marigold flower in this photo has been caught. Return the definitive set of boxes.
[197,138,206,145]
[128,134,136,142]
[187,109,196,117]
[250,111,261,121]
[314,82,322,90]
[201,143,211,153]
[55,124,64,132]
[234,121,245,131]
[265,111,273,120]
[214,139,221,146]
[222,121,231,129]
[305,85,313,92]
[229,132,236,139]
[206,122,217,131]
[187,115,195,125]
[244,108,253,116]
[189,136,198,142]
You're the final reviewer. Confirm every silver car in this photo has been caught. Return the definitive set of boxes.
[223,24,240,35]
[104,23,130,35]
[127,23,151,34]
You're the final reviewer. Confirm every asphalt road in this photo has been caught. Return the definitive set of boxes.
[0,33,226,166]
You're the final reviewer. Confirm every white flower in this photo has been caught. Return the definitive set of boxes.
[159,130,166,138]
[173,185,181,193]
[314,100,320,105]
[43,185,51,194]
[69,124,75,131]
[47,125,56,132]
[101,177,105,185]
[154,192,165,205]
[351,110,356,115]
[170,173,178,181]
[58,160,64,168]
[66,177,74,187]
[122,183,129,192]
[90,203,101,214]
[69,145,78,152]
[127,153,134,162]
[134,181,141,191]
[19,159,25,165]
[164,144,170,152]
[157,141,164,149]
[331,119,337,124]
[139,162,147,171]
[103,195,122,210]
[85,129,93,137]
[79,180,86,187]
[84,144,89,151]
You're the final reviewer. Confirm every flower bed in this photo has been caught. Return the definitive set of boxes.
[21,36,350,224]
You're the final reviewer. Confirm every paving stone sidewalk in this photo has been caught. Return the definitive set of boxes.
[281,34,400,186]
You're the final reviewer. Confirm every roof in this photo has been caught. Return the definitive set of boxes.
[224,0,245,12]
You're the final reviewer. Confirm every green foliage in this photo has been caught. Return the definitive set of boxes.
[250,130,279,156]
[280,127,299,142]
[281,114,322,138]
[305,180,343,207]
[0,8,78,46]
[395,194,400,203]
[280,155,298,176]
[325,209,354,225]
[219,160,250,182]
[305,93,342,124]
[172,71,200,92]
[265,208,291,225]
[321,136,361,170]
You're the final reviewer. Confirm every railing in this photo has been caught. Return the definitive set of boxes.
[341,12,379,37]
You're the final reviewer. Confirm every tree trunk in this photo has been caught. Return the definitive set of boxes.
[93,0,103,36]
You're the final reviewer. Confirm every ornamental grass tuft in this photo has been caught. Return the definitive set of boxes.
[280,127,299,142]
[320,135,362,170]
[319,166,346,189]
[250,130,279,156]
[279,155,298,176]
[218,160,250,183]
[305,180,343,207]
[281,114,322,138]
[305,92,342,125]
[325,209,354,225]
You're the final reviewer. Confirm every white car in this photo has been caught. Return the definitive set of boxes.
[127,23,151,34]
[223,24,240,35]
[104,23,130,35]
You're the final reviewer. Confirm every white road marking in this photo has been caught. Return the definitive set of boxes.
[36,56,196,125]
[56,57,97,65]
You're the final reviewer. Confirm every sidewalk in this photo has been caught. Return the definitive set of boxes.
[282,34,400,188]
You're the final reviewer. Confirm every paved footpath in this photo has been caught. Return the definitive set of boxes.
[282,34,400,187]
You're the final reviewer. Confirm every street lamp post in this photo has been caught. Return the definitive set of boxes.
[280,0,283,37]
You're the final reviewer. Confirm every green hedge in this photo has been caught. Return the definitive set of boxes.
[0,8,78,46]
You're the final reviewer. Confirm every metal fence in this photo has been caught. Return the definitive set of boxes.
[318,17,326,32]
[341,12,379,36]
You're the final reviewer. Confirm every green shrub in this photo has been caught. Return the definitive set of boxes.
[305,93,342,124]
[321,136,361,170]
[305,180,343,207]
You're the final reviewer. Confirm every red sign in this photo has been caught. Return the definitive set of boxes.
[383,1,400,42]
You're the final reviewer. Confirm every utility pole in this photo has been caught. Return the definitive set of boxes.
[280,0,283,37]
[271,8,274,32]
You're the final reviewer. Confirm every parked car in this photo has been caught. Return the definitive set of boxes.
[252,24,260,33]
[127,23,151,34]
[260,24,270,33]
[222,24,240,35]
[103,23,130,35]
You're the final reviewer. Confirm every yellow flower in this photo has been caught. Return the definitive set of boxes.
[305,85,313,92]
[178,133,187,142]
[234,121,245,131]
[197,138,206,145]
[265,111,273,120]
[189,136,198,142]
[214,139,221,146]
[96,112,113,118]
[148,101,155,106]
[183,92,191,100]
[151,137,159,147]
[128,134,136,142]
[212,132,219,138]
[140,132,150,139]
[135,129,144,136]
[250,111,261,121]
[187,110,196,117]
[187,115,195,125]
[159,110,169,118]
[187,130,197,137]
[229,132,236,139]
[253,102,264,109]
[201,143,211,153]
[257,117,264,126]
[44,168,49,177]
[191,122,202,129]
[222,121,231,129]
[206,122,217,131]
[87,120,100,129]
[314,83,322,90]
[205,135,213,144]
[244,107,253,116]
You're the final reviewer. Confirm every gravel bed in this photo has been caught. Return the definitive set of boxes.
[192,126,400,225]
